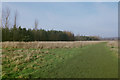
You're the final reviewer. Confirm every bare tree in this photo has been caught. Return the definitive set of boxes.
[34,19,38,30]
[14,10,18,28]
[2,7,11,41]
[2,7,10,28]
[0,5,2,28]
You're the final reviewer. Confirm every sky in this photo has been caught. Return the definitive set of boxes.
[2,2,118,38]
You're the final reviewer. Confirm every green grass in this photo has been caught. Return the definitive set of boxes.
[2,42,118,78]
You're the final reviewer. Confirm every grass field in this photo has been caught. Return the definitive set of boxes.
[2,41,118,78]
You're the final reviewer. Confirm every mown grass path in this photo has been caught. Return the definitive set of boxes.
[32,43,118,78]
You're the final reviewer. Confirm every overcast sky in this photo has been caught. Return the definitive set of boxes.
[2,2,118,38]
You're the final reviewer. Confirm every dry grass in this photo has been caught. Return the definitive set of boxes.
[2,41,103,49]
[107,41,118,47]
[107,41,118,50]
[2,48,46,75]
[107,40,118,57]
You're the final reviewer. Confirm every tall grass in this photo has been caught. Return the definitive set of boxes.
[2,41,102,49]
[107,41,118,51]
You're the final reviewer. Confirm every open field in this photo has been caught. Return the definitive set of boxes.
[1,2,118,79]
[1,41,118,78]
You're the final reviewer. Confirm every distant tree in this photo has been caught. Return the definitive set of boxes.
[75,35,100,41]
[34,19,38,31]
[2,7,10,28]
[13,10,19,41]
[33,19,39,41]
[2,8,11,41]
[64,31,74,41]
[13,10,18,28]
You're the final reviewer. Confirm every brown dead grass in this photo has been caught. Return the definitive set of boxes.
[107,40,118,57]
[2,41,103,49]
[107,41,118,51]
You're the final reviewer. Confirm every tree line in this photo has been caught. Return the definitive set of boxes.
[1,8,100,42]
[75,35,100,41]
[2,26,74,41]
[2,26,100,41]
